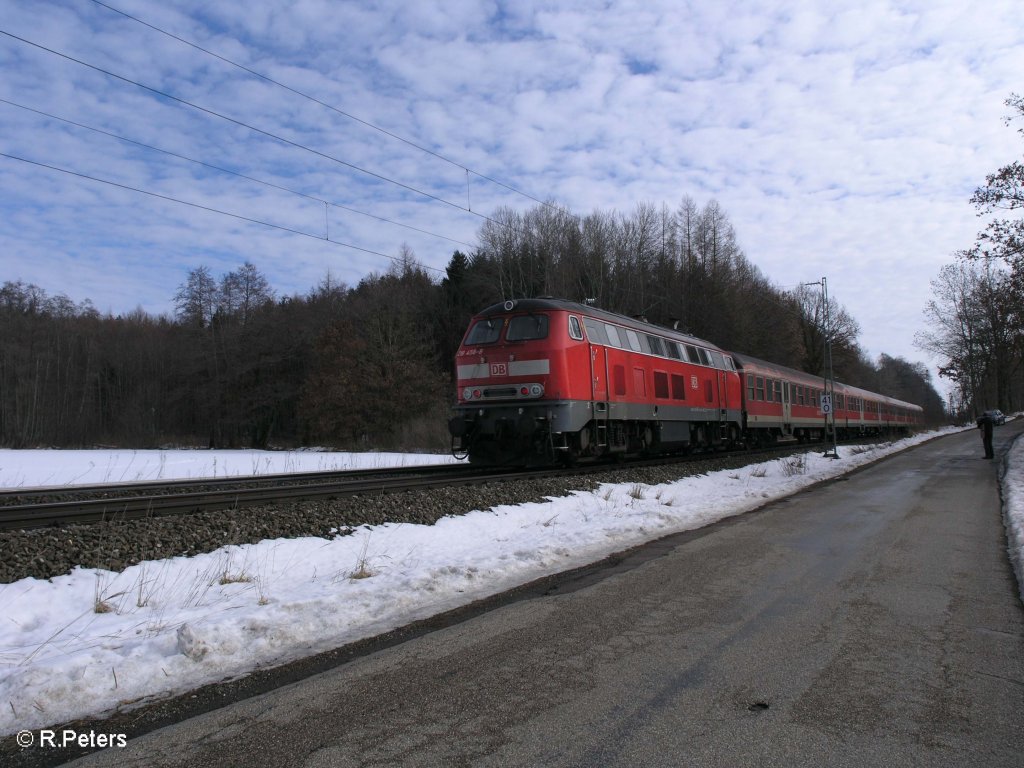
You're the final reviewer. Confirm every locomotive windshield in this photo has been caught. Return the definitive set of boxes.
[506,314,549,341]
[464,318,501,345]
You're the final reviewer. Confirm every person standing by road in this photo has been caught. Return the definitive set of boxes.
[977,412,995,459]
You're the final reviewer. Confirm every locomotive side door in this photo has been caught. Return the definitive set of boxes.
[590,343,608,402]
[712,352,729,426]
[582,318,608,403]
[581,317,611,451]
[589,340,610,451]
[717,368,729,417]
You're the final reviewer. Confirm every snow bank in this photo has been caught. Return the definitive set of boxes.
[1001,434,1024,602]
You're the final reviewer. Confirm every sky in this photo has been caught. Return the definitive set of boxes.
[5,425,1013,740]
[1,0,1022,380]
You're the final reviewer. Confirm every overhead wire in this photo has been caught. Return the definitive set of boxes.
[0,150,446,276]
[86,0,563,215]
[0,28,502,224]
[1,15,561,272]
[0,96,477,251]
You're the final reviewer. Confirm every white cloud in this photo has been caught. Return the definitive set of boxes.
[0,0,1022,376]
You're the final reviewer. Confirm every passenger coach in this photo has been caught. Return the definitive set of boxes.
[733,353,923,443]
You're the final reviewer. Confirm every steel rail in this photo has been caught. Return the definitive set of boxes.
[0,464,524,530]
[0,436,892,531]
[0,462,472,503]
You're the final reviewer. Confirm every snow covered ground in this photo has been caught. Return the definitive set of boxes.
[0,448,459,489]
[1,428,1020,738]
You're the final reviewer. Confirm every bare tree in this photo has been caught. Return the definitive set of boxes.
[915,260,1017,413]
[792,284,861,378]
[967,93,1024,269]
[221,262,274,325]
[174,266,218,327]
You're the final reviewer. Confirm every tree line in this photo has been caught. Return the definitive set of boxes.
[1,198,946,450]
[917,94,1024,418]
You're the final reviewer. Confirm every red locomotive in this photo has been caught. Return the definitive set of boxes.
[448,298,923,465]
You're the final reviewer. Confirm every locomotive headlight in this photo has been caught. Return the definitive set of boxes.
[463,388,472,400]
[531,384,543,396]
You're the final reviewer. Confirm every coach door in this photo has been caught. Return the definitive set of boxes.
[782,381,792,430]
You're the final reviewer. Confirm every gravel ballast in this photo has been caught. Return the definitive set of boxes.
[0,454,784,585]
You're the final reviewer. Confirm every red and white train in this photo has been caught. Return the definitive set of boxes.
[448,298,923,465]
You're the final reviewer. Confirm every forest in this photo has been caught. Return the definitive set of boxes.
[0,196,948,451]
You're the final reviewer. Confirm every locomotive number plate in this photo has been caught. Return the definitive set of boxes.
[490,363,508,376]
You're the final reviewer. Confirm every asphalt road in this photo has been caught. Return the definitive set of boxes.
[63,424,1024,767]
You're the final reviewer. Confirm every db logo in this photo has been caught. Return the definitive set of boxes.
[490,363,507,376]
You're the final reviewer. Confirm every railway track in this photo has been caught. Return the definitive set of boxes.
[0,463,513,530]
[0,438,886,531]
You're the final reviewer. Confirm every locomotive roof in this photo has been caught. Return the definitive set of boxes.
[474,298,727,352]
[732,352,922,412]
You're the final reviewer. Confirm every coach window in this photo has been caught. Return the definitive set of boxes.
[568,316,584,341]
[746,375,755,402]
[773,380,782,402]
[506,314,549,341]
[797,386,805,406]
[755,376,765,401]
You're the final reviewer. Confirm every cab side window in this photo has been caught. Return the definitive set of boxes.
[568,316,584,340]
